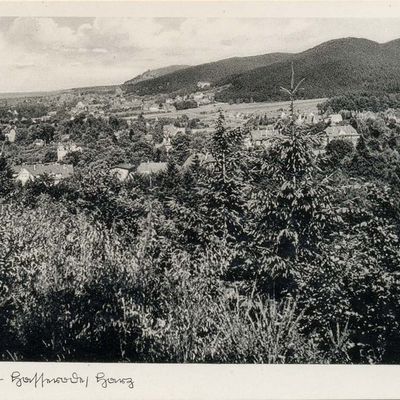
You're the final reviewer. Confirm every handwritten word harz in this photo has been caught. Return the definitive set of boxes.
[95,372,134,389]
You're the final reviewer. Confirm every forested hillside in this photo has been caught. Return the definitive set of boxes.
[217,38,400,102]
[124,37,400,103]
[124,52,293,95]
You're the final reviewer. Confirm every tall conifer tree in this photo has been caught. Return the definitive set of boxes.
[199,111,246,243]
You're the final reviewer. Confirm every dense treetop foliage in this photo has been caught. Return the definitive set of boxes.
[0,102,48,119]
[318,93,400,114]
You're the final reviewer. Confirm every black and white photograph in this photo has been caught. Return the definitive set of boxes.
[2,0,400,380]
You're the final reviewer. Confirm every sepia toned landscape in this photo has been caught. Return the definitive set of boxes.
[1,14,400,364]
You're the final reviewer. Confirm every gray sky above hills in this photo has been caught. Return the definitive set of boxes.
[2,17,400,92]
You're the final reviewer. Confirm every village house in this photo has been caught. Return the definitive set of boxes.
[163,124,185,137]
[57,142,83,162]
[5,127,16,143]
[155,136,173,153]
[161,103,176,112]
[191,92,215,106]
[7,109,18,118]
[190,127,214,135]
[197,81,211,89]
[87,103,104,116]
[142,102,161,113]
[115,86,124,96]
[243,136,252,150]
[247,125,278,149]
[110,163,135,181]
[327,113,343,125]
[70,101,88,116]
[174,95,185,102]
[143,134,154,144]
[34,139,45,147]
[137,162,168,175]
[296,112,319,125]
[199,94,215,106]
[323,125,360,147]
[182,152,216,170]
[12,163,74,185]
[128,98,143,109]
[113,130,125,141]
[356,110,378,121]
[192,92,204,101]
[251,130,272,148]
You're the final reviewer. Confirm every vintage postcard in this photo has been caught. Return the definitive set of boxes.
[1,0,400,398]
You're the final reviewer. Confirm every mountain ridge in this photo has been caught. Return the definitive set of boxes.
[124,37,400,102]
[216,36,400,102]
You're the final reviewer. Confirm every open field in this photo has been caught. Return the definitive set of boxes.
[123,98,326,123]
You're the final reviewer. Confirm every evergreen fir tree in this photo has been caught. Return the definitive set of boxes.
[199,111,247,243]
[252,65,335,297]
[0,154,14,198]
[162,159,181,198]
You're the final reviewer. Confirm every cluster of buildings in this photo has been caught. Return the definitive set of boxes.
[142,101,176,113]
[2,110,57,125]
[176,91,214,106]
[141,91,215,115]
[4,84,371,191]
[190,91,215,106]
[110,152,216,182]
[110,97,142,112]
[7,140,82,186]
[49,80,217,122]
[70,101,107,118]
[244,113,360,152]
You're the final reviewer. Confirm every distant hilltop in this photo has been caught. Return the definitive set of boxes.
[123,65,190,86]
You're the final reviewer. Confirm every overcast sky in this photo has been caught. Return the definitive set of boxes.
[2,17,400,92]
